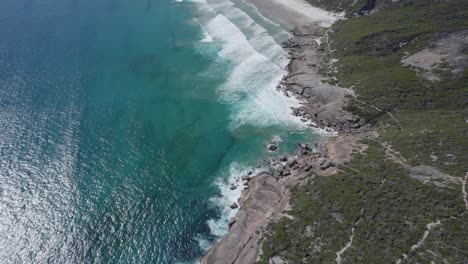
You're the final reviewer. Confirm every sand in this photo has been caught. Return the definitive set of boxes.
[247,0,339,28]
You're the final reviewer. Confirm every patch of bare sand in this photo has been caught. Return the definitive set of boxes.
[245,0,340,29]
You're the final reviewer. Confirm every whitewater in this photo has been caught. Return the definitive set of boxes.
[0,0,325,263]
[178,0,323,256]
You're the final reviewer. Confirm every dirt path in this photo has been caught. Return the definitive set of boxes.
[463,172,468,210]
[383,143,462,187]
[395,220,442,264]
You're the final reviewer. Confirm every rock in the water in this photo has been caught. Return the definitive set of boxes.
[230,184,237,190]
[241,175,251,181]
[279,156,288,162]
[230,203,239,209]
[267,144,277,152]
[247,171,253,176]
[228,217,236,228]
[292,108,300,116]
[300,143,310,150]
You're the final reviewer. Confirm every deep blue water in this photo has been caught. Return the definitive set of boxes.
[0,0,321,263]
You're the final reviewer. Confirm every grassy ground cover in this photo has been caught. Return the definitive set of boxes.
[259,0,467,262]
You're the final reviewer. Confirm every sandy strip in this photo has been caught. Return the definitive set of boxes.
[246,0,339,28]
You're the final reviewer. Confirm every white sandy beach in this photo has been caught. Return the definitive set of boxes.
[246,0,339,28]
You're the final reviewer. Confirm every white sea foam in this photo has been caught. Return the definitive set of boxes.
[206,0,289,68]
[203,14,305,129]
[206,162,265,238]
[190,2,308,248]
[199,31,213,42]
[184,0,207,3]
[271,135,282,144]
[180,0,323,253]
[237,0,283,28]
[195,234,213,252]
[193,18,214,43]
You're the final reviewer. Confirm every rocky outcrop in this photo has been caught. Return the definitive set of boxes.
[283,25,365,134]
[201,7,368,264]
[200,174,288,264]
[267,144,278,152]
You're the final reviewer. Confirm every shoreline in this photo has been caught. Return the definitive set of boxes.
[200,0,373,263]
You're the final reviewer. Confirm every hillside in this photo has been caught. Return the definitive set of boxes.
[259,0,468,263]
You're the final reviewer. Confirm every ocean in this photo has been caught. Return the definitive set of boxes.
[0,0,322,262]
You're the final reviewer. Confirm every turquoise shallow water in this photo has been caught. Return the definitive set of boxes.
[0,0,322,263]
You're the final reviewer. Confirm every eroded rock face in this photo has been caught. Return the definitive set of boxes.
[267,144,278,152]
[201,174,287,264]
[228,217,236,228]
[283,26,364,134]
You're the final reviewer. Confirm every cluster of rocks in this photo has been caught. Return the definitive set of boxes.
[228,174,254,211]
[230,174,252,191]
[264,142,333,179]
[291,107,318,127]
[267,137,282,152]
[273,142,332,178]
[293,104,364,133]
[278,26,367,135]
[276,84,291,97]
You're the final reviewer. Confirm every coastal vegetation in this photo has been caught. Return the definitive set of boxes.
[260,142,465,263]
[259,0,467,262]
[328,0,468,176]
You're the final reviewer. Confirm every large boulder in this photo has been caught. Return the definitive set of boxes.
[297,158,307,169]
[267,144,278,152]
[287,157,297,167]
